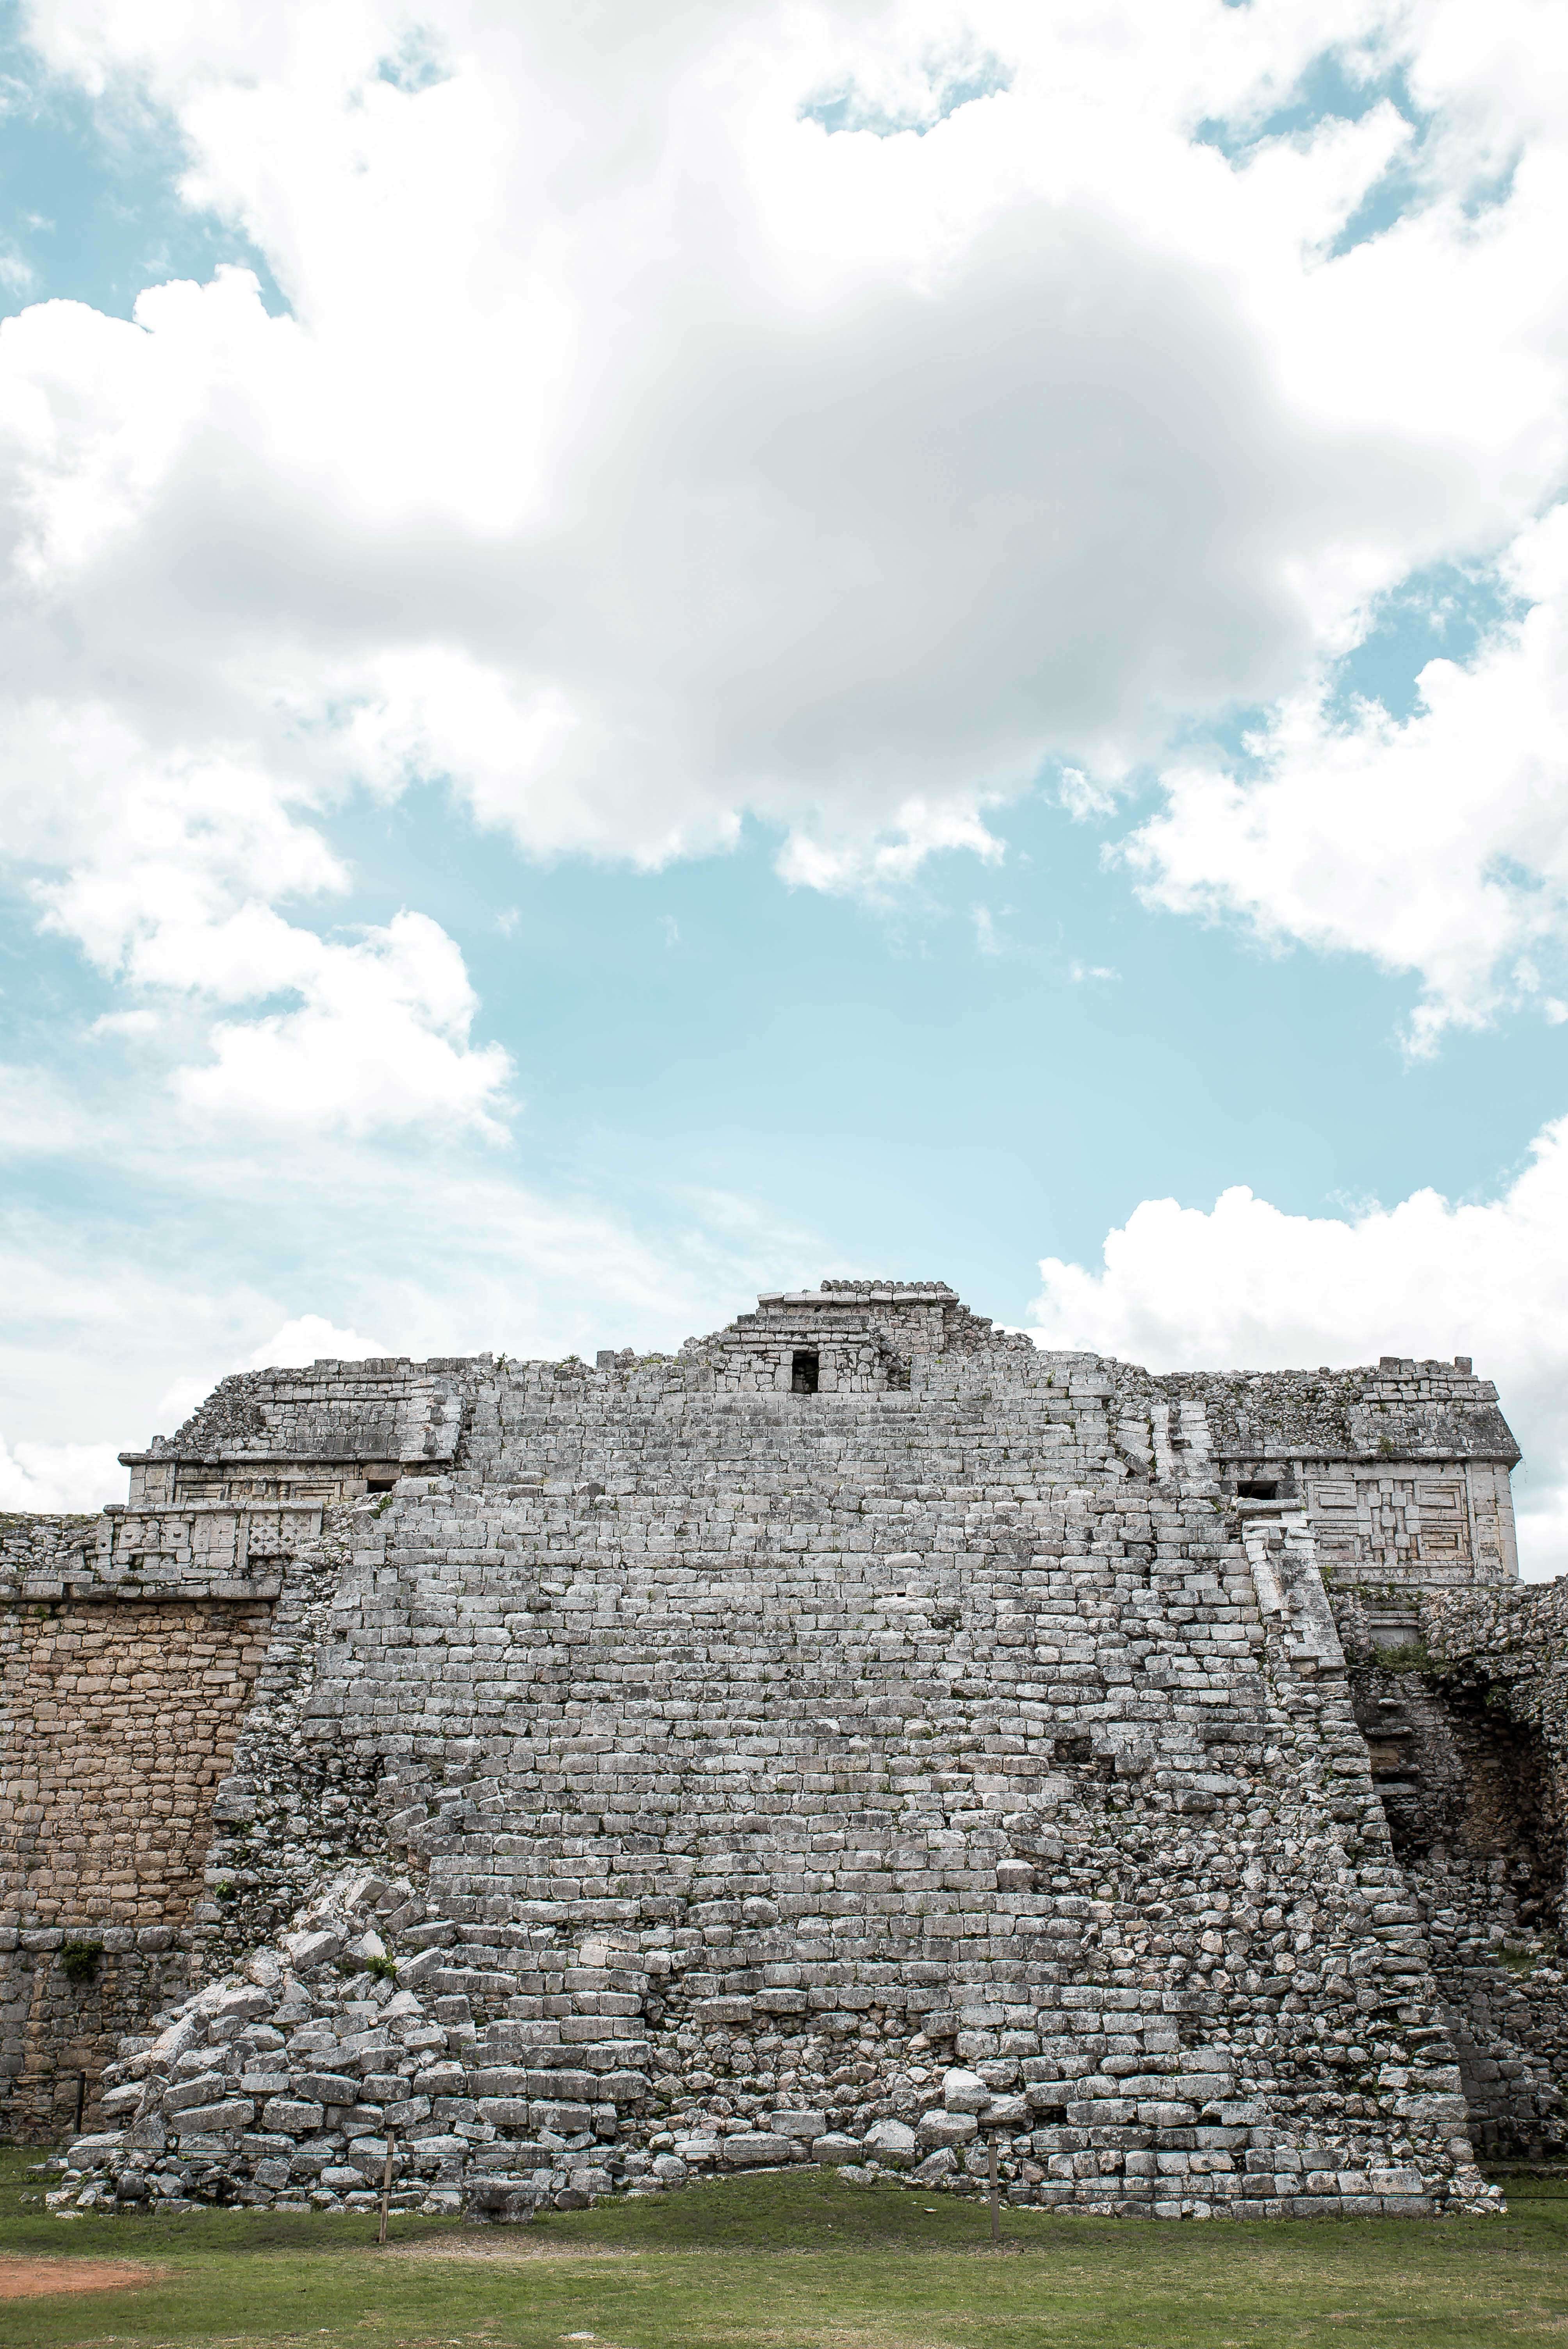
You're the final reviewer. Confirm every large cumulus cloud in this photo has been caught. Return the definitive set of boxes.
[7,0,1563,907]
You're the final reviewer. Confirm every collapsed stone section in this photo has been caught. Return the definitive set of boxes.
[122,1356,476,1510]
[1333,1576,1568,2162]
[2,1281,1548,2220]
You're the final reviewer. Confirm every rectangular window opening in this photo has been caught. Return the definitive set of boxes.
[1237,1479,1279,1500]
[791,1349,819,1395]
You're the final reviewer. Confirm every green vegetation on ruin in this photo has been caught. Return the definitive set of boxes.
[3,2150,1568,2349]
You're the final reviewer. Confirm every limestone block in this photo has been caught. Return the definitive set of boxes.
[413,2063,467,2098]
[721,2132,795,2167]
[810,2133,864,2165]
[213,1986,272,2023]
[292,2073,360,2107]
[1172,2074,1233,2102]
[768,2110,827,2140]
[164,2073,228,2114]
[532,2100,593,2133]
[863,2119,918,2165]
[918,2111,978,2148]
[395,1948,445,1987]
[942,2068,989,2114]
[284,1931,344,1971]
[1399,2094,1470,2125]
[171,2099,254,2136]
[527,2069,599,2100]
[382,2096,432,2130]
[1368,2167,1426,2196]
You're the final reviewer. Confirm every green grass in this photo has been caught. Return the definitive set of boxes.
[3,2149,1568,2349]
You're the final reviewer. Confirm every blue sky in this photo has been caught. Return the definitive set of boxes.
[2,0,1567,1568]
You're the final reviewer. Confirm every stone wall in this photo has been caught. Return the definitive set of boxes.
[1330,1577,1568,2160]
[3,1286,1549,2221]
[122,1357,478,1508]
[0,1588,273,2138]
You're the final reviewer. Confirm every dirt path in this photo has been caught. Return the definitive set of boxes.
[0,2253,163,2299]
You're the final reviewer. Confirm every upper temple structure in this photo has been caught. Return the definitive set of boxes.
[3,1279,1565,2221]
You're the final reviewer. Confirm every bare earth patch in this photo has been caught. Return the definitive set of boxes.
[0,2252,164,2298]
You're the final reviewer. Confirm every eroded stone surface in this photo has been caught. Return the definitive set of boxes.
[5,1281,1560,2218]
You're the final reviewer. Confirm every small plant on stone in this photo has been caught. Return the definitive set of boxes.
[1375,1641,1432,1675]
[59,1939,103,1984]
[362,1952,399,1981]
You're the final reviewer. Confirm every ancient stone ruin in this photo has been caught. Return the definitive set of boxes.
[3,1278,1565,2220]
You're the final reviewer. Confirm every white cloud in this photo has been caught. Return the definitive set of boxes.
[0,1089,840,1471]
[1,0,1564,932]
[0,692,509,1136]
[0,1064,97,1155]
[1127,505,1568,1046]
[152,1314,390,1428]
[0,1435,124,1512]
[247,1314,388,1367]
[149,1376,219,1430]
[1057,767,1119,823]
[1028,1117,1568,1576]
[3,0,1568,1571]
[175,910,512,1137]
[777,797,1005,896]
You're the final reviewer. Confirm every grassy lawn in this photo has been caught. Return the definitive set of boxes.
[2,2150,1566,2349]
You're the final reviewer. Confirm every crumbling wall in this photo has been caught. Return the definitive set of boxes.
[1336,1581,1568,2159]
[5,1292,1542,2219]
[0,1591,272,2138]
[53,1330,1491,2221]
[123,1358,479,1508]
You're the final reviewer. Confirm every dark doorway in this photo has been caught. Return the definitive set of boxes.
[791,1350,819,1394]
